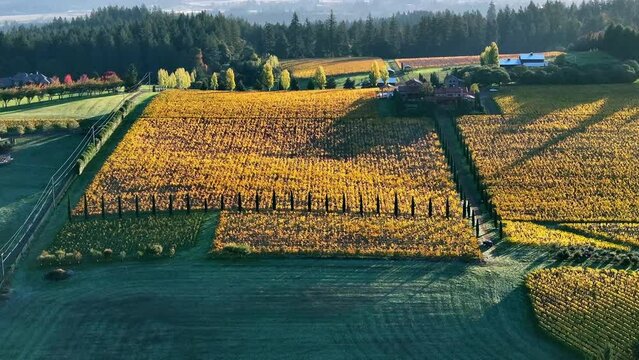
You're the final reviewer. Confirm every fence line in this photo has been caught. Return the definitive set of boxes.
[0,74,151,289]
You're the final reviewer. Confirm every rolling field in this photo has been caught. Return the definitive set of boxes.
[459,84,639,223]
[395,51,563,69]
[74,89,477,258]
[281,57,386,78]
[527,268,639,359]
[0,93,128,129]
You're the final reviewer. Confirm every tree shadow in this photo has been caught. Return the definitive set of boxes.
[0,93,120,115]
[311,97,432,159]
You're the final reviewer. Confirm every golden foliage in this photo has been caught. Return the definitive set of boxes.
[281,57,386,78]
[215,212,480,258]
[458,84,639,221]
[527,268,639,360]
[78,89,476,257]
[504,221,630,251]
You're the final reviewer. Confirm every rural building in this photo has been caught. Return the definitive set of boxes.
[434,87,475,101]
[499,53,547,68]
[0,72,51,88]
[444,74,464,88]
[376,77,399,87]
[397,79,426,100]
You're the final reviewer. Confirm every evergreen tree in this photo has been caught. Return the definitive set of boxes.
[343,78,356,89]
[124,63,138,89]
[290,76,300,91]
[430,72,441,88]
[326,77,337,89]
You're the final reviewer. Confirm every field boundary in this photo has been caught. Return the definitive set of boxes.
[0,74,151,289]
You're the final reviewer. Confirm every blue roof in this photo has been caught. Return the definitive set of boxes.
[499,58,522,66]
[519,53,545,61]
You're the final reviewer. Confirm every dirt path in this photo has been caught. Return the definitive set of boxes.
[434,110,499,249]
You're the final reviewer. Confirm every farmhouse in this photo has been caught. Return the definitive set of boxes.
[397,78,426,100]
[376,77,399,87]
[434,87,475,100]
[499,53,547,68]
[0,72,51,89]
[444,74,464,88]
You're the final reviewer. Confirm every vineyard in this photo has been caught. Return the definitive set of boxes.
[395,52,563,69]
[527,268,639,359]
[281,57,386,78]
[75,89,476,258]
[457,84,639,222]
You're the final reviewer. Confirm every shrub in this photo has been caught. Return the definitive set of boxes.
[147,244,163,256]
[89,248,102,258]
[217,243,251,258]
[103,248,113,259]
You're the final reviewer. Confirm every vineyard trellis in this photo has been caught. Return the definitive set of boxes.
[0,73,151,288]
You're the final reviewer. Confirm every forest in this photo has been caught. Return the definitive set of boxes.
[1,0,639,78]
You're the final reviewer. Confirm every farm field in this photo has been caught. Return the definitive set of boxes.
[458,84,639,223]
[0,93,128,128]
[395,51,563,69]
[75,89,477,258]
[527,268,639,359]
[0,133,84,239]
[281,57,386,78]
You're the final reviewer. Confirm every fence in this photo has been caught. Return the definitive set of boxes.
[0,73,151,288]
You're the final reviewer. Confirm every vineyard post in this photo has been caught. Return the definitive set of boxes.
[475,221,480,238]
[428,198,433,217]
[169,195,173,216]
[324,194,329,213]
[220,194,225,211]
[359,193,363,216]
[255,192,260,212]
[290,191,294,211]
[411,196,415,217]
[186,194,191,214]
[135,195,139,218]
[341,193,347,214]
[471,210,475,227]
[462,200,467,218]
[271,190,276,211]
[152,195,156,216]
[307,192,312,213]
[101,195,106,219]
[376,195,380,216]
[394,192,399,218]
[493,209,498,227]
[83,194,88,220]
[445,198,450,219]
[67,196,72,221]
[204,198,208,213]
[237,193,242,212]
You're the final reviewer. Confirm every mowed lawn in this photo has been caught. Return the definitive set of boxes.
[0,133,85,238]
[0,93,128,122]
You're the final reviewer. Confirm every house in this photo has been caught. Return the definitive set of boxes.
[444,74,464,88]
[499,53,547,68]
[397,79,426,100]
[0,72,51,89]
[400,62,412,72]
[434,87,475,100]
[376,77,399,87]
[387,68,396,76]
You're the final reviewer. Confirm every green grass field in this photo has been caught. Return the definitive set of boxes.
[0,93,128,122]
[563,51,619,66]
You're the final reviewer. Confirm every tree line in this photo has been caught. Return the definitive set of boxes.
[1,0,639,78]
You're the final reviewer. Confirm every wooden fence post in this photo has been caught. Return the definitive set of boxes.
[307,192,312,212]
[476,221,480,238]
[237,193,242,212]
[255,192,260,212]
[325,194,329,213]
[135,195,139,218]
[186,194,191,214]
[272,190,276,211]
[342,193,347,214]
[376,195,380,216]
[471,210,475,227]
[83,194,89,220]
[290,191,294,211]
[462,200,467,218]
[220,194,225,211]
[394,192,399,218]
[101,194,106,219]
[117,195,122,219]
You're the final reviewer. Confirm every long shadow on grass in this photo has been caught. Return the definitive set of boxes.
[0,93,120,115]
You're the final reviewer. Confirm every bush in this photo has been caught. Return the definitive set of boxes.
[146,244,163,256]
[103,248,113,259]
[216,243,251,258]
